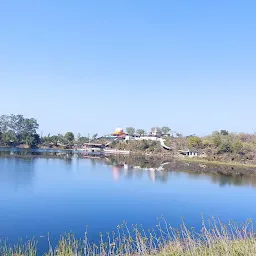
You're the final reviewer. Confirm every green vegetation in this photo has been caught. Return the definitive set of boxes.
[136,129,146,136]
[0,114,39,147]
[161,126,171,136]
[1,218,256,255]
[0,114,90,148]
[126,127,136,136]
[187,136,202,149]
[41,133,89,148]
[1,115,256,165]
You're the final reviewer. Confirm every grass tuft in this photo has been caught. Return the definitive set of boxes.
[1,218,256,255]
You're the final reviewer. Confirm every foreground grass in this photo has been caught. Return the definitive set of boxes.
[1,218,256,256]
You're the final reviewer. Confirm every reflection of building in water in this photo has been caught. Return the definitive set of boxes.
[148,169,156,182]
[112,166,120,181]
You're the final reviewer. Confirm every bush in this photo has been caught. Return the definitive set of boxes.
[188,136,202,149]
[212,132,222,147]
[231,141,243,153]
[218,141,232,154]
[202,139,211,147]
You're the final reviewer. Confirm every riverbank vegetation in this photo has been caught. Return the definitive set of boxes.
[110,127,256,165]
[1,218,256,255]
[0,114,90,149]
[0,114,40,147]
[1,115,256,166]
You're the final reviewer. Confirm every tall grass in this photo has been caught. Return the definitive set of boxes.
[1,217,256,255]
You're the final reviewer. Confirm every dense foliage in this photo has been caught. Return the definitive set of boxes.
[0,114,90,148]
[40,132,89,148]
[0,114,39,147]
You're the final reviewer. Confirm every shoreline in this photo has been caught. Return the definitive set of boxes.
[1,145,256,168]
[180,156,256,169]
[1,151,256,178]
[1,147,256,175]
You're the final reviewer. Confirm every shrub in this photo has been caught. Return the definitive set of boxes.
[188,136,202,149]
[231,141,243,153]
[218,141,232,154]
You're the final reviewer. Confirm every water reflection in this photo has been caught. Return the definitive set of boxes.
[0,148,256,188]
[0,157,35,190]
[102,155,256,188]
[0,150,256,249]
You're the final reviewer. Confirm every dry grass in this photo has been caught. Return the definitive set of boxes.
[1,218,256,256]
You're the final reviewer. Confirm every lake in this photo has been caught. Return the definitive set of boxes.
[0,149,256,252]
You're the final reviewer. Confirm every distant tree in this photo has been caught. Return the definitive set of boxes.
[22,133,40,147]
[77,133,81,141]
[136,129,146,136]
[2,130,18,145]
[187,136,202,149]
[92,133,98,140]
[175,132,183,137]
[161,126,171,136]
[0,115,9,133]
[65,132,75,145]
[51,135,59,146]
[151,127,162,133]
[78,136,89,144]
[150,127,162,136]
[0,114,39,147]
[232,141,243,153]
[217,141,232,154]
[212,131,222,147]
[126,127,135,136]
[220,130,229,136]
[57,134,65,144]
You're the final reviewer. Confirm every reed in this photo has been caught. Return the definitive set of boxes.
[1,217,256,256]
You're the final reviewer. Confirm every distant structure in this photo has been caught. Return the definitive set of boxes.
[103,127,127,139]
[179,150,198,157]
[112,127,126,138]
[149,127,162,137]
[113,127,125,136]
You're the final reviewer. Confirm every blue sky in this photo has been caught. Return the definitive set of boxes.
[0,0,255,136]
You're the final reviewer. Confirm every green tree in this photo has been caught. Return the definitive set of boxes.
[161,126,171,136]
[50,135,59,146]
[2,130,18,145]
[218,141,232,153]
[126,127,135,136]
[188,136,202,149]
[22,133,40,147]
[232,141,243,153]
[0,114,40,147]
[78,136,89,144]
[136,129,146,136]
[220,130,229,136]
[65,132,75,145]
[212,131,222,147]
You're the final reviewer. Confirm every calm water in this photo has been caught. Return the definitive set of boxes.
[0,150,256,251]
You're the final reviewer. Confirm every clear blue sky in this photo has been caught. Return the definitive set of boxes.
[0,0,255,136]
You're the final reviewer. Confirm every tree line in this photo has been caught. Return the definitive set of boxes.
[125,126,173,136]
[0,114,40,147]
[0,114,91,148]
[1,115,255,160]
